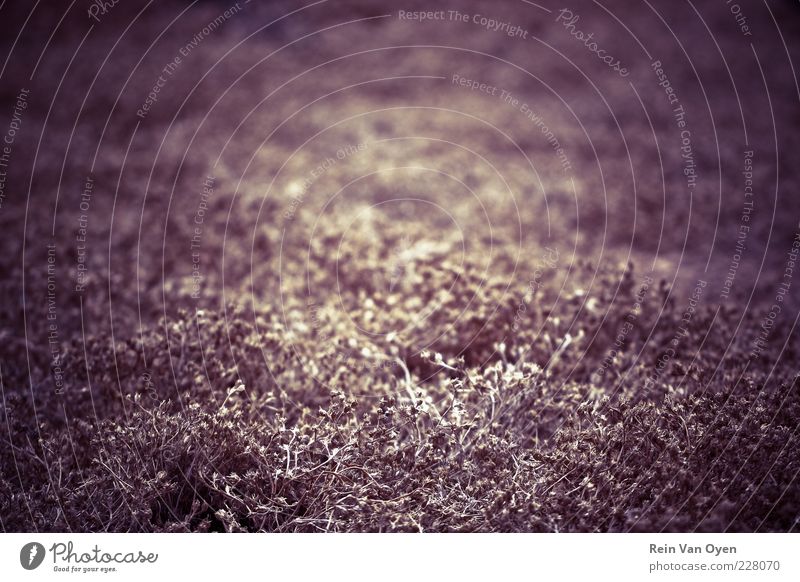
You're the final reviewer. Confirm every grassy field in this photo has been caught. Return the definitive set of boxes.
[1,0,799,532]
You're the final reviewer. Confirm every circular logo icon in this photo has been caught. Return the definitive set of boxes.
[20,542,46,570]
